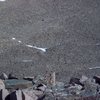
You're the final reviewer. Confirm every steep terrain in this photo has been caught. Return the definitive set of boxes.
[0,0,100,81]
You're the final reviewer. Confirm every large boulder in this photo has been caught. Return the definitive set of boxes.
[5,90,38,100]
[4,79,33,90]
[0,73,8,80]
[0,89,9,100]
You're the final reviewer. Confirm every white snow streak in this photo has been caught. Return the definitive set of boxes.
[12,37,16,40]
[0,0,6,1]
[32,46,47,52]
[22,60,33,62]
[11,37,47,52]
[26,45,47,52]
[89,67,100,70]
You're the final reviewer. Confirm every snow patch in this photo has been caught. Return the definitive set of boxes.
[26,45,47,52]
[26,45,34,48]
[0,0,6,1]
[33,46,47,52]
[89,67,100,70]
[11,37,47,52]
[18,41,22,43]
[95,43,100,46]
[22,60,33,62]
[12,37,16,40]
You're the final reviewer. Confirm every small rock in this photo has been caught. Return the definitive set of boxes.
[69,77,84,90]
[0,73,8,80]
[36,84,47,92]
[43,92,55,100]
[8,73,18,80]
[80,75,88,83]
[23,76,34,81]
[56,82,65,87]
[93,76,100,85]
[67,84,83,95]
[0,79,5,89]
[24,90,38,100]
[34,75,46,85]
[23,89,45,100]
[77,95,100,100]
[38,95,46,100]
[81,78,98,96]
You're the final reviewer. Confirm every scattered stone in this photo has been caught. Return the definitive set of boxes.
[0,89,9,100]
[0,73,8,80]
[8,73,18,80]
[56,82,65,87]
[0,79,5,90]
[80,75,88,83]
[69,77,84,90]
[67,84,83,95]
[23,76,34,81]
[24,90,39,100]
[33,90,44,97]
[0,72,99,100]
[23,88,45,100]
[69,77,84,86]
[38,94,46,100]
[93,76,100,85]
[76,95,100,100]
[43,92,55,100]
[36,84,47,92]
[81,78,98,97]
[34,75,45,84]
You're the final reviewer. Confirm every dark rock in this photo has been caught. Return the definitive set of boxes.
[69,77,84,90]
[8,73,18,80]
[93,76,100,85]
[5,90,38,100]
[38,94,46,100]
[23,76,34,81]
[36,84,47,92]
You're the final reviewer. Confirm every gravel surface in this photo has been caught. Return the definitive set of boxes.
[0,0,100,81]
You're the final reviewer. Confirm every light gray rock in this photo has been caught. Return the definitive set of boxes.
[80,78,98,97]
[0,89,9,100]
[23,88,45,100]
[80,75,88,83]
[67,84,83,95]
[36,84,47,92]
[23,76,35,81]
[0,79,5,90]
[23,89,43,97]
[0,73,8,80]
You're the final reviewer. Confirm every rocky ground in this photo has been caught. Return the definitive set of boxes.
[0,73,100,100]
[0,0,100,82]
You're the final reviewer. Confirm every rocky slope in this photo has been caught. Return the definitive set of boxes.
[0,0,100,81]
